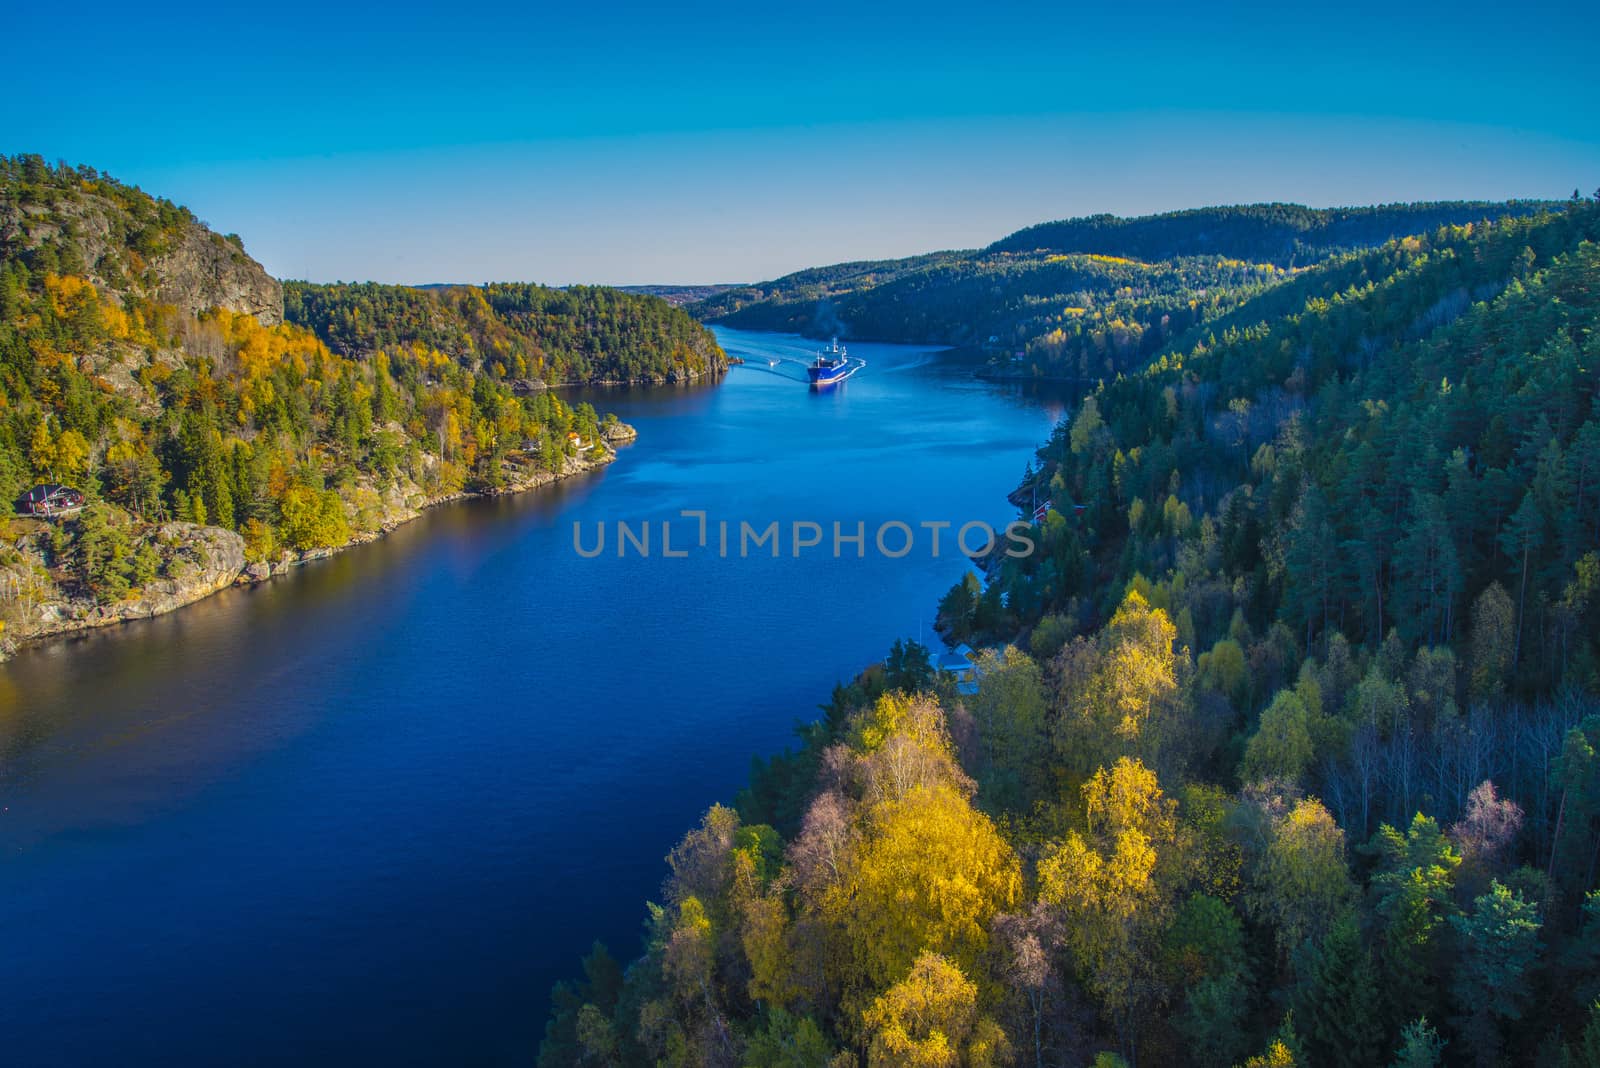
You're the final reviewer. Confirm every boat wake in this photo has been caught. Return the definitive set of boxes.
[730,351,867,386]
[730,354,814,382]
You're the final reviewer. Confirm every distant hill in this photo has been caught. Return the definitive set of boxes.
[987,200,1560,265]
[688,252,953,329]
[690,200,1561,379]
[614,284,736,307]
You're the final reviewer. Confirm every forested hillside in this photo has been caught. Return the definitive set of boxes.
[0,155,679,649]
[989,203,1556,265]
[284,280,727,385]
[689,251,952,328]
[691,201,1556,382]
[616,284,736,307]
[543,198,1600,1066]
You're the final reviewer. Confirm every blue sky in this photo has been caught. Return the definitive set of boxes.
[7,0,1596,284]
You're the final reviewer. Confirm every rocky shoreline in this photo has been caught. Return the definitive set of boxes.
[0,422,636,661]
[512,367,724,391]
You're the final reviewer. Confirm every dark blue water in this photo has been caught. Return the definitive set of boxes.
[0,328,1067,1065]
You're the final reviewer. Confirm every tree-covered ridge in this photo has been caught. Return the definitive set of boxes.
[689,251,954,325]
[0,156,631,630]
[615,284,737,307]
[698,248,1285,372]
[988,202,1559,267]
[1,154,203,276]
[690,200,1556,382]
[283,280,727,386]
[543,198,1600,1067]
[978,202,1600,688]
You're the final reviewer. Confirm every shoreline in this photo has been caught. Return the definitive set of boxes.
[0,424,637,662]
[703,325,1085,384]
[518,367,726,391]
[973,366,1095,384]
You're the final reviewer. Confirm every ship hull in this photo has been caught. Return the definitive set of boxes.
[808,364,849,386]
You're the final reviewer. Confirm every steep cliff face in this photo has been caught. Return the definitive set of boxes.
[152,225,283,325]
[0,161,282,324]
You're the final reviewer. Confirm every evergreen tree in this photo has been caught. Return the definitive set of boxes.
[1283,482,1338,649]
[1290,912,1384,1068]
[1389,1018,1445,1068]
[1448,882,1542,1065]
[1367,815,1461,1032]
[1500,492,1546,669]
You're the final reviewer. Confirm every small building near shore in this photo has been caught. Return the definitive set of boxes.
[16,484,85,517]
[936,643,983,695]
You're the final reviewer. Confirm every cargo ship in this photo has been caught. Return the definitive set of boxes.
[808,338,852,386]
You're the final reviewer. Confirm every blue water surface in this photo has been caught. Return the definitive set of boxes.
[0,328,1069,1064]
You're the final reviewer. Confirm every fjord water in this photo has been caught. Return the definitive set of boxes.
[0,328,1066,1065]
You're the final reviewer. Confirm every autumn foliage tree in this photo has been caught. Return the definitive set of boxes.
[1038,758,1180,1060]
[861,952,1010,1068]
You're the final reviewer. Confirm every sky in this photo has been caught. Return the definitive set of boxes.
[6,0,1597,285]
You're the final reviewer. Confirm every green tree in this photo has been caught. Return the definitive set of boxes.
[1467,583,1515,702]
[1196,638,1247,708]
[129,539,161,589]
[1395,491,1462,645]
[1368,815,1460,1031]
[538,942,625,1068]
[1166,893,1250,1068]
[1448,881,1542,1065]
[1283,483,1338,648]
[1499,492,1545,668]
[1550,718,1600,897]
[744,1009,834,1068]
[1575,1000,1600,1068]
[573,1004,618,1066]
[1241,689,1315,786]
[1070,395,1104,455]
[1246,797,1354,965]
[884,638,934,692]
[1389,1018,1444,1068]
[1172,970,1249,1068]
[74,503,132,603]
[1290,912,1383,1068]
[938,572,983,641]
[967,646,1048,808]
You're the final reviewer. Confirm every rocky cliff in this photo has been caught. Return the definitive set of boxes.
[0,425,637,659]
[152,226,282,325]
[0,162,282,323]
[0,522,246,655]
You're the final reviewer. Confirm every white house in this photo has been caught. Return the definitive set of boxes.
[937,643,983,696]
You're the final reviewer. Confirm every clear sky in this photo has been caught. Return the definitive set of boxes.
[7,0,1596,285]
